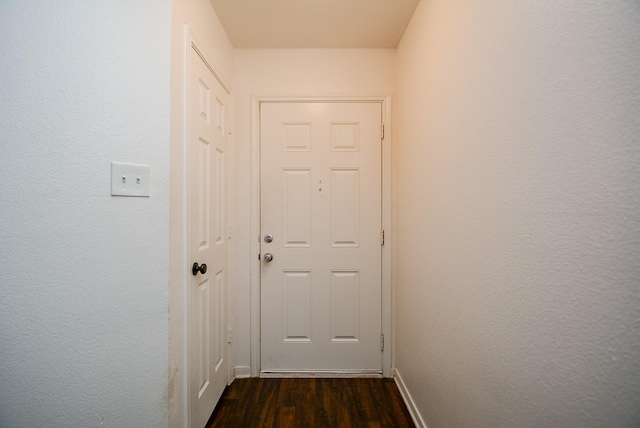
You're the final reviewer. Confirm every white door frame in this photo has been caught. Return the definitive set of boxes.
[182,26,232,427]
[249,95,392,377]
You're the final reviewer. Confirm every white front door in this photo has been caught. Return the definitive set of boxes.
[188,46,229,427]
[260,102,382,374]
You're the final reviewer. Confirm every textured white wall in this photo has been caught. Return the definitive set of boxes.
[0,1,171,427]
[232,49,395,373]
[169,0,234,425]
[394,0,640,426]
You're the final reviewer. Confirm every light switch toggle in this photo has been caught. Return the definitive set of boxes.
[111,162,150,197]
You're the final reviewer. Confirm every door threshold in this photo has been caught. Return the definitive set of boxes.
[260,370,382,378]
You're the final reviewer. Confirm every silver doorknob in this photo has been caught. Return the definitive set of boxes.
[264,234,273,243]
[263,253,274,262]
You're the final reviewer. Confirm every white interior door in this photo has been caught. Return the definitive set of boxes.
[188,46,229,427]
[260,102,382,375]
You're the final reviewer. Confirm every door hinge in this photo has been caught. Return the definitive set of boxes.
[381,123,385,139]
[228,328,232,344]
[228,121,232,135]
[228,225,232,239]
[380,334,385,351]
[380,229,385,246]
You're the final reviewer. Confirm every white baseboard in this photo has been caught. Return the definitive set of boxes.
[393,368,427,428]
[233,366,252,378]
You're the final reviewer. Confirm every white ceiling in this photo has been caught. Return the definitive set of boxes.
[210,0,420,48]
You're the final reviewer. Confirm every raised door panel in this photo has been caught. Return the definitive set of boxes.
[282,270,312,342]
[282,169,312,247]
[330,168,360,247]
[330,270,360,342]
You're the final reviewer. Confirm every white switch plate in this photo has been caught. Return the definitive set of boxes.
[111,162,150,197]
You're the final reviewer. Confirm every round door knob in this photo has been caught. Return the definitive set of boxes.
[264,234,274,243]
[192,262,207,275]
[263,253,273,262]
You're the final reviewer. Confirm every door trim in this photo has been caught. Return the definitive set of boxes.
[250,95,393,377]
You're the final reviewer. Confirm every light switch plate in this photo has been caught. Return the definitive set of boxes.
[111,162,150,197]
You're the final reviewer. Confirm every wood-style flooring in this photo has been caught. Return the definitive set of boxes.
[206,377,415,428]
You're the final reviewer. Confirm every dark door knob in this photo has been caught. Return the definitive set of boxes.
[192,262,207,276]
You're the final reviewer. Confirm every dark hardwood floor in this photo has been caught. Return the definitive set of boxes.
[206,377,415,428]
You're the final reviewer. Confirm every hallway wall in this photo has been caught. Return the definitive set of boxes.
[0,1,172,426]
[393,1,640,426]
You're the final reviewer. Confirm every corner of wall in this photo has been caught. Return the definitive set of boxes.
[393,368,428,428]
[169,1,234,426]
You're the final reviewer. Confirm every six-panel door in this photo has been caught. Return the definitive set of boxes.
[260,102,382,374]
[188,47,229,427]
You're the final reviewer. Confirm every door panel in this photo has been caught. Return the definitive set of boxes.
[188,47,229,427]
[282,168,312,246]
[330,168,360,246]
[260,102,382,374]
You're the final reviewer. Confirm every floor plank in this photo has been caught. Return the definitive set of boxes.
[206,378,415,428]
